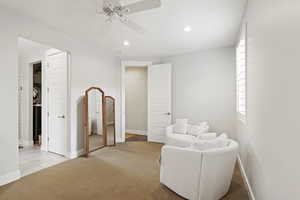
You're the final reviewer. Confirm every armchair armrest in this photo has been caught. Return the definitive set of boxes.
[160,145,203,200]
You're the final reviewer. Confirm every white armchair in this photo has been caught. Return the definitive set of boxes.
[160,140,239,200]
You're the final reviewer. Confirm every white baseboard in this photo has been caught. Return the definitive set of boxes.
[116,137,125,143]
[126,129,147,135]
[40,144,47,152]
[147,136,164,144]
[0,170,21,186]
[67,148,85,159]
[237,155,256,200]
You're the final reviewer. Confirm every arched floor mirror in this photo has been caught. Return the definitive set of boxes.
[105,96,116,146]
[84,87,106,156]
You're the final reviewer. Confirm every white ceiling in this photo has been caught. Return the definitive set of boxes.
[1,0,246,57]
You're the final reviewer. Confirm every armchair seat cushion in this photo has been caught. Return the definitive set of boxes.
[192,133,229,151]
[197,132,217,140]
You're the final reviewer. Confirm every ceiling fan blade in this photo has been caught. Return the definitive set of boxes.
[97,0,122,14]
[123,0,161,14]
[121,19,146,34]
[109,0,122,7]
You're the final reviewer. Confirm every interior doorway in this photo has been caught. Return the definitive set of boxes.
[17,37,70,177]
[121,61,172,144]
[125,67,148,142]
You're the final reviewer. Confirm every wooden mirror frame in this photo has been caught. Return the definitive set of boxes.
[105,96,116,146]
[83,87,106,156]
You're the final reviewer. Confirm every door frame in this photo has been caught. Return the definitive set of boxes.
[121,61,152,143]
[17,35,72,166]
[22,51,71,157]
[44,50,71,157]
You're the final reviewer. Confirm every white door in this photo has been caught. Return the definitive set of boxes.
[46,50,68,155]
[148,64,172,143]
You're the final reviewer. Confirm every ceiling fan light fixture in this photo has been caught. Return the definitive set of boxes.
[123,40,130,46]
[184,26,191,32]
[97,0,162,35]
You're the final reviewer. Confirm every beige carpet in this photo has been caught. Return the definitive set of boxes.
[0,142,248,200]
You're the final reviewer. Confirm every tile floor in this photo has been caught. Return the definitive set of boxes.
[19,146,68,177]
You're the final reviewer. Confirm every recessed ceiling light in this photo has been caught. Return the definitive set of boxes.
[123,40,130,46]
[184,26,191,32]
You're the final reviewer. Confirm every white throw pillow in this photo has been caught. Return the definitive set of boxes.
[187,125,202,136]
[173,119,188,134]
[192,133,229,151]
[198,121,209,127]
[189,121,209,128]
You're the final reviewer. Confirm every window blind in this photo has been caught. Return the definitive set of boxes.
[236,24,247,120]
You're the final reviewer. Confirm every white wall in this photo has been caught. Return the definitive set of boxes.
[161,47,236,137]
[125,67,148,133]
[0,6,120,185]
[236,0,300,199]
[120,56,161,65]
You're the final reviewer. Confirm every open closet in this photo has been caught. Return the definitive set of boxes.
[33,62,42,145]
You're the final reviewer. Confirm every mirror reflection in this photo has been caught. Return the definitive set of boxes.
[86,88,105,152]
[105,96,116,146]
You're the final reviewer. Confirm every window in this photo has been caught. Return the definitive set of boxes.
[236,24,247,121]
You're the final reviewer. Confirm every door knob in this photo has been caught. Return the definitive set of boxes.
[165,112,171,115]
[58,115,65,119]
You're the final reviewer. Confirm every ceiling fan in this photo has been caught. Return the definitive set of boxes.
[96,0,161,34]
